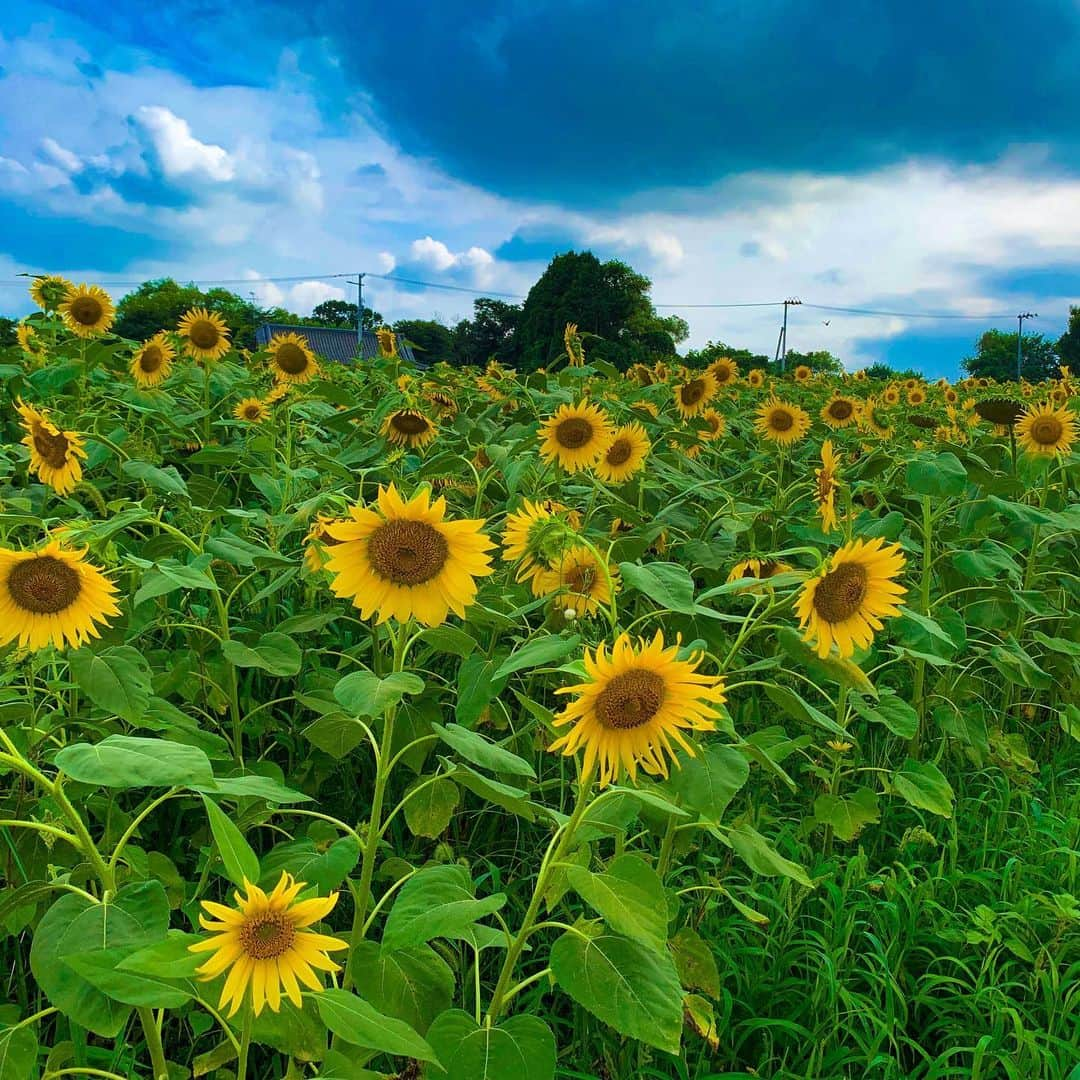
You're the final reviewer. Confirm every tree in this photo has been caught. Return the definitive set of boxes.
[306,300,384,331]
[782,349,844,377]
[1056,306,1080,372]
[684,340,771,372]
[0,316,17,347]
[512,251,687,371]
[859,362,923,381]
[962,329,1059,383]
[451,298,521,367]
[393,319,454,361]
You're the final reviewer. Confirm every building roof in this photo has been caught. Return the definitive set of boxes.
[255,324,418,365]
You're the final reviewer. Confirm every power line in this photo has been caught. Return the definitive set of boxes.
[801,301,1019,320]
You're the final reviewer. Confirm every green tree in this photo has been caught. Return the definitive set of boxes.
[305,300,384,331]
[1056,306,1080,372]
[0,316,17,347]
[513,251,687,371]
[684,340,771,372]
[860,362,922,381]
[451,298,521,367]
[783,349,845,377]
[393,319,454,361]
[962,329,1059,383]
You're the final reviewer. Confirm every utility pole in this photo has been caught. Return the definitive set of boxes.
[347,273,366,355]
[774,298,801,373]
[1016,312,1037,383]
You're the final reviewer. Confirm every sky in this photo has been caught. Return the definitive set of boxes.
[3,2,1080,377]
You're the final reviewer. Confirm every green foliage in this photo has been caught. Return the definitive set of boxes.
[962,327,1060,382]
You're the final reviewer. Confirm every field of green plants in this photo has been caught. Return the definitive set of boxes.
[1,279,1078,1080]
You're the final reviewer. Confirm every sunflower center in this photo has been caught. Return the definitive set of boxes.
[8,556,81,614]
[391,412,431,436]
[274,343,309,374]
[1030,417,1064,445]
[555,418,594,449]
[139,346,164,373]
[239,911,295,960]
[707,415,722,435]
[812,561,869,624]
[595,669,666,730]
[69,296,103,327]
[567,563,596,594]
[828,400,854,420]
[680,379,705,406]
[189,320,221,349]
[769,409,794,432]
[244,404,262,419]
[368,520,449,585]
[33,426,71,469]
[606,438,633,466]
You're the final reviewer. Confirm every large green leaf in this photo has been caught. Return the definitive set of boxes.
[122,459,189,497]
[549,929,683,1054]
[426,1010,555,1080]
[890,759,954,817]
[403,776,460,838]
[350,942,454,1035]
[727,823,814,887]
[849,690,918,739]
[222,633,302,676]
[669,926,720,997]
[905,452,967,497]
[63,948,194,1008]
[432,723,535,778]
[55,735,213,789]
[618,561,696,614]
[202,796,260,886]
[764,684,848,738]
[317,989,437,1062]
[566,855,668,951]
[813,788,880,841]
[667,744,749,822]
[492,634,580,680]
[0,1026,38,1080]
[68,646,152,723]
[334,670,425,717]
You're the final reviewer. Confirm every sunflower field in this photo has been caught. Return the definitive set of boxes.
[1,277,1079,1080]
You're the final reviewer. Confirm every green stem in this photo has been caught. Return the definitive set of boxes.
[136,1006,168,1080]
[908,495,934,757]
[236,1008,253,1080]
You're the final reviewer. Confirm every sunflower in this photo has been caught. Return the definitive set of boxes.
[324,484,494,626]
[501,499,576,593]
[59,284,114,338]
[549,631,726,788]
[17,400,86,495]
[907,413,938,430]
[673,372,718,418]
[755,396,811,446]
[726,557,794,590]
[537,545,619,618]
[130,333,176,388]
[426,389,458,418]
[906,385,927,406]
[0,540,119,651]
[747,369,766,389]
[29,275,74,311]
[1015,403,1077,457]
[189,872,347,1018]
[302,514,345,574]
[795,538,906,659]
[267,332,319,384]
[627,363,655,386]
[265,382,290,404]
[16,323,46,360]
[634,399,660,418]
[944,387,958,404]
[698,409,726,441]
[564,322,585,367]
[858,402,893,439]
[594,422,650,483]
[376,327,397,358]
[973,398,1024,427]
[815,439,841,533]
[882,385,901,405]
[793,365,812,382]
[382,409,438,449]
[706,356,739,386]
[821,395,859,429]
[234,397,269,423]
[178,307,231,362]
[538,401,614,472]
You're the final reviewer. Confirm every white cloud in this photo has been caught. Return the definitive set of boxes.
[134,105,235,182]
[243,269,284,307]
[288,280,346,313]
[410,236,458,271]
[377,251,396,272]
[39,137,82,173]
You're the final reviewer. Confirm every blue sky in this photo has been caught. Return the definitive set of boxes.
[3,2,1080,376]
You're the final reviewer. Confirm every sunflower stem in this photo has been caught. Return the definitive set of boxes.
[136,1006,169,1080]
[908,495,934,757]
[235,1007,254,1080]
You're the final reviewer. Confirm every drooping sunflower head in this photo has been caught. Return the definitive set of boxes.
[426,389,458,417]
[973,397,1024,427]
[907,412,938,430]
[0,539,119,651]
[627,363,655,386]
[747,368,766,388]
[706,356,739,386]
[1015,403,1077,457]
[674,371,718,417]
[944,387,958,404]
[726,557,794,590]
[501,499,578,592]
[539,401,615,472]
[178,307,231,362]
[234,397,269,423]
[382,409,438,449]
[376,327,398,358]
[324,484,494,626]
[816,439,841,533]
[29,275,74,311]
[755,396,811,446]
[537,544,619,617]
[794,365,812,382]
[794,537,906,659]
[594,422,651,483]
[564,322,585,367]
[17,399,87,495]
[549,631,727,788]
[16,323,46,360]
[267,332,319,384]
[698,409,726,442]
[130,332,176,387]
[189,872,347,1018]
[821,395,859,429]
[59,284,115,338]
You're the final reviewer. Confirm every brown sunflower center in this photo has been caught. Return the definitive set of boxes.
[368,520,449,585]
[707,415,722,435]
[244,404,263,420]
[567,563,597,595]
[680,379,705,406]
[1030,416,1064,446]
[239,911,295,960]
[828,399,854,420]
[69,296,103,327]
[33,426,71,469]
[274,343,310,374]
[595,669,666,730]
[555,418,594,449]
[391,412,431,436]
[812,561,869,624]
[768,408,794,432]
[606,438,633,466]
[8,556,81,614]
[188,320,221,350]
[139,346,164,373]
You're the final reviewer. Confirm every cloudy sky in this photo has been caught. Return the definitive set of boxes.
[3,1,1080,376]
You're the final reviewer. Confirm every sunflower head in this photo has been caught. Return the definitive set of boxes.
[674,372,718,417]
[376,327,398,358]
[234,397,269,423]
[502,499,579,592]
[17,399,87,495]
[267,332,319,384]
[747,369,766,388]
[595,422,651,483]
[821,395,859,429]
[706,356,739,386]
[549,631,727,788]
[29,275,74,311]
[59,284,115,338]
[973,397,1024,427]
[178,307,231,362]
[755,396,811,446]
[564,322,586,367]
[537,545,619,617]
[907,412,938,430]
[16,323,46,360]
[726,557,794,591]
[793,365,812,382]
[816,439,841,533]
[882,386,901,405]
[130,332,176,388]
[1016,403,1077,457]
[382,409,438,449]
[906,386,927,406]
[539,401,615,473]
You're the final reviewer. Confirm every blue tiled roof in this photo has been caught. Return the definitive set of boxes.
[255,324,418,365]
